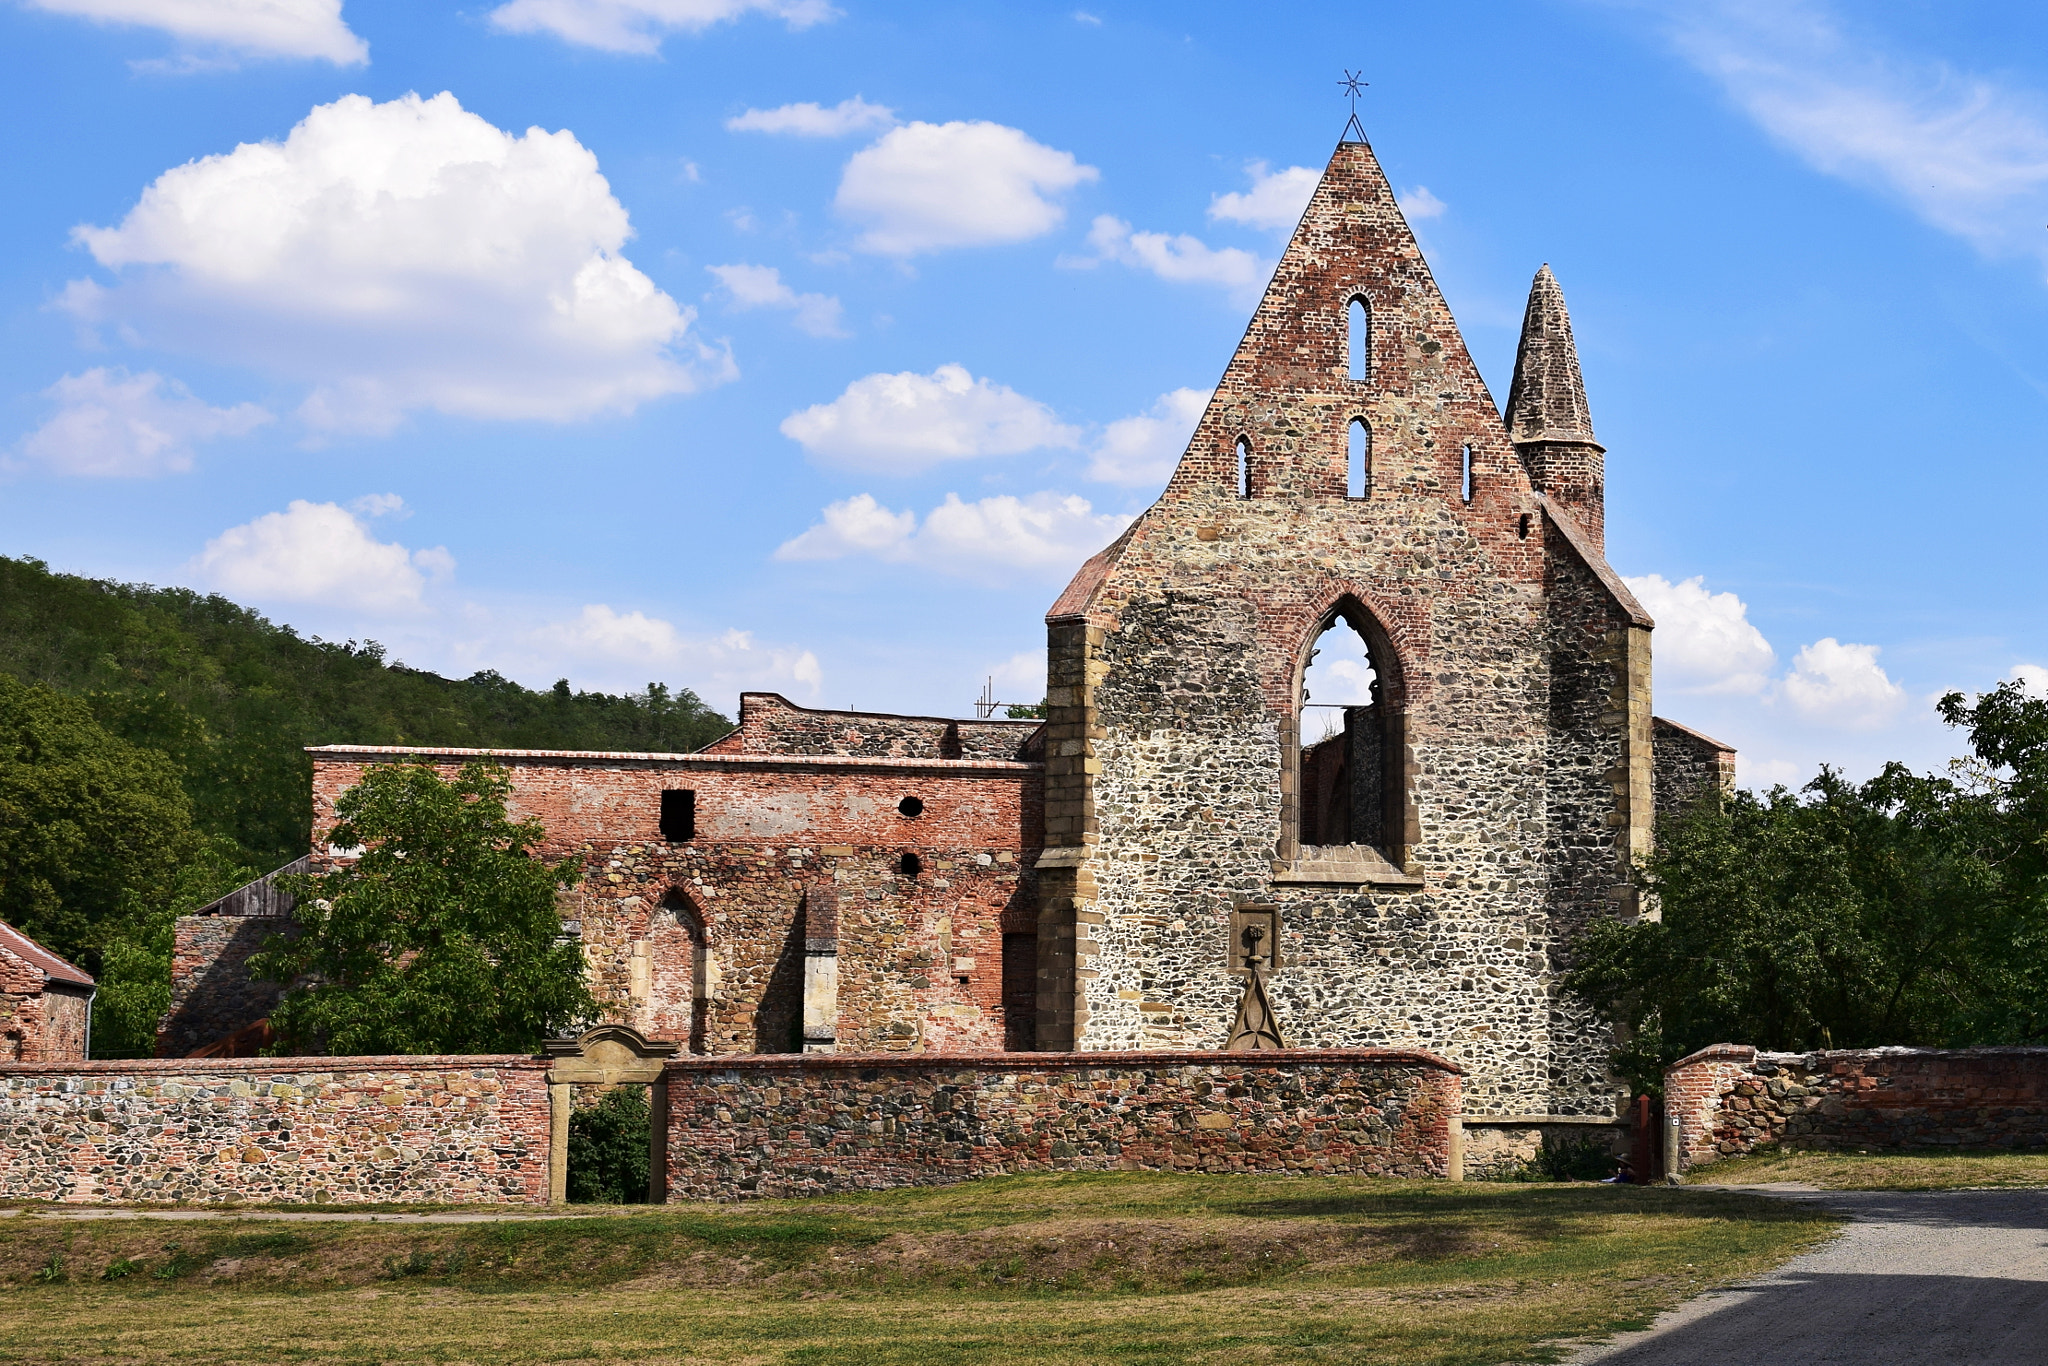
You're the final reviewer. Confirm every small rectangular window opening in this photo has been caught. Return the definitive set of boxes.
[1462,444,1475,504]
[660,788,696,842]
[1347,419,1371,499]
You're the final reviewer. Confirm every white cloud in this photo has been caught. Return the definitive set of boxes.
[530,607,823,699]
[1624,573,1777,695]
[1071,215,1271,306]
[23,0,367,66]
[66,91,729,435]
[725,96,894,137]
[776,491,1131,583]
[1207,162,1319,231]
[1667,0,2048,270]
[983,649,1047,708]
[191,499,452,613]
[834,121,1097,255]
[705,263,845,337]
[1398,186,1447,220]
[2008,663,2048,697]
[487,0,834,54]
[12,368,269,476]
[1776,637,1907,728]
[780,363,1077,473]
[1087,387,1209,486]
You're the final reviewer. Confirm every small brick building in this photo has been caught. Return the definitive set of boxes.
[1,921,93,1063]
[165,134,1732,1151]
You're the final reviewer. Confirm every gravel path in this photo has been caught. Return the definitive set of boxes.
[1565,1184,2048,1364]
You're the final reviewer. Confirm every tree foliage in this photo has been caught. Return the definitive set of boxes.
[254,761,595,1055]
[1569,681,2048,1093]
[0,555,732,870]
[567,1085,652,1204]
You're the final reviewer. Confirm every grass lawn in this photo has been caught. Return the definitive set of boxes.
[0,1173,1838,1366]
[1687,1147,2048,1191]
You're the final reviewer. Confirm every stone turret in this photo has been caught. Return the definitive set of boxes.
[1506,265,1607,552]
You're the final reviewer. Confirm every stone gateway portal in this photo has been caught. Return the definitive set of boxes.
[161,130,1738,1175]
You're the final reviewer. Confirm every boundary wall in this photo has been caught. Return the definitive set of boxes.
[663,1048,1463,1199]
[0,1057,549,1205]
[1665,1044,2048,1171]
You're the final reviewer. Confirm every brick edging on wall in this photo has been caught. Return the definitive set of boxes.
[659,1046,1464,1075]
[0,1054,545,1076]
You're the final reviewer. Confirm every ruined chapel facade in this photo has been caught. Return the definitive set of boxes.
[167,136,1732,1143]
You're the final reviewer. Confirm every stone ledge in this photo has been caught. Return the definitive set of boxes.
[662,1046,1464,1075]
[1271,846,1423,888]
[0,1055,545,1076]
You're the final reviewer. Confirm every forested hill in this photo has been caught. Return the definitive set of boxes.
[0,555,733,870]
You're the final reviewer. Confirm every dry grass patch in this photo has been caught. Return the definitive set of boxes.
[1689,1147,2048,1191]
[0,1172,1838,1365]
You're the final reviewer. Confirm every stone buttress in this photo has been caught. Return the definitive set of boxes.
[1035,136,1657,1124]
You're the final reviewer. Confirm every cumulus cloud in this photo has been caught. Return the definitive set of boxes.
[835,121,1097,255]
[2007,663,2048,696]
[12,368,269,476]
[1398,186,1447,220]
[725,96,894,137]
[191,498,451,613]
[1087,387,1209,487]
[1776,637,1907,728]
[776,491,1130,583]
[488,0,834,53]
[530,607,822,699]
[983,648,1047,708]
[705,263,845,337]
[780,363,1077,473]
[1069,216,1271,306]
[1666,0,2048,272]
[66,91,728,435]
[23,0,367,66]
[1624,573,1778,695]
[1207,162,1319,231]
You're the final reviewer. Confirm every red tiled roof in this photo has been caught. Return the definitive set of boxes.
[0,921,94,988]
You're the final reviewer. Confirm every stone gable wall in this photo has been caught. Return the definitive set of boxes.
[1666,1044,2048,1169]
[706,693,1041,761]
[1035,140,1642,1123]
[663,1049,1462,1199]
[309,751,1041,1057]
[161,914,292,1058]
[0,1056,549,1204]
[1652,719,1737,825]
[2,949,89,1063]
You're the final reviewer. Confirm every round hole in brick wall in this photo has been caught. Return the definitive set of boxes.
[900,852,923,876]
[898,796,924,818]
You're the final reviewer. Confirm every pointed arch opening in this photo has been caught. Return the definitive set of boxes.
[646,889,710,1053]
[1347,418,1371,499]
[1290,600,1410,865]
[1236,434,1253,499]
[1348,296,1371,382]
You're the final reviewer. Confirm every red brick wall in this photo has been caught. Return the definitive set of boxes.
[662,1048,1462,1199]
[0,949,89,1064]
[309,748,1042,1056]
[1666,1044,2048,1169]
[0,1056,550,1204]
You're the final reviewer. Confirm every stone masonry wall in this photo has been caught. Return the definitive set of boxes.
[0,1056,550,1204]
[663,1048,1462,1199]
[3,958,83,1064]
[310,748,1041,1057]
[1035,139,1644,1124]
[161,915,293,1058]
[703,693,1043,761]
[1666,1044,2048,1170]
[1652,718,1737,825]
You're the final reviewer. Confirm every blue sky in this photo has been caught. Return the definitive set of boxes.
[2,0,2044,787]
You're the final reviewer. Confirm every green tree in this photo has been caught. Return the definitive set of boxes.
[254,760,594,1055]
[1567,681,2048,1093]
[567,1085,652,1204]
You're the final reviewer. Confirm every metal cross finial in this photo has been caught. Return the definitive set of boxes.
[1340,69,1369,143]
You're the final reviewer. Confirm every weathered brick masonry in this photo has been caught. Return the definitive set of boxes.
[2,922,93,1064]
[0,1056,549,1204]
[663,1048,1461,1199]
[1665,1044,2048,1170]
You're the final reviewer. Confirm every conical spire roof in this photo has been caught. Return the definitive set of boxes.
[1505,265,1599,448]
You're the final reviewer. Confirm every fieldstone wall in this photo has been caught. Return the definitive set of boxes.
[663,1048,1462,1200]
[161,914,294,1058]
[1651,718,1737,825]
[1666,1044,2048,1169]
[702,693,1043,761]
[0,1056,550,1204]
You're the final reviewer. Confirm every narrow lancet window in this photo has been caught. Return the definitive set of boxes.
[1298,615,1385,854]
[1237,435,1252,499]
[1462,444,1475,504]
[1348,297,1370,381]
[1347,419,1371,499]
